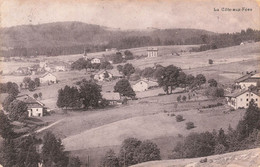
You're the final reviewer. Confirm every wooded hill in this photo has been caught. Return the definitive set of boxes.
[0,21,214,56]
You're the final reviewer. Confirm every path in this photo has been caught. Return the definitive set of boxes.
[22,118,65,137]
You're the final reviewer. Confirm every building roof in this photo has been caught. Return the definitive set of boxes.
[40,72,56,78]
[147,47,158,51]
[225,89,260,98]
[235,74,253,83]
[235,72,259,83]
[133,79,158,87]
[102,92,121,101]
[16,94,45,107]
[251,73,260,78]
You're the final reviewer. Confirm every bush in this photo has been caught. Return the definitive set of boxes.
[177,95,182,102]
[171,113,175,117]
[186,122,195,130]
[209,59,213,64]
[176,115,184,122]
[182,96,187,102]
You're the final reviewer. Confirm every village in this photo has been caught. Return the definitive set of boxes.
[0,37,260,166]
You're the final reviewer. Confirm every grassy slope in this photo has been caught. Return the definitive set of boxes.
[132,148,260,167]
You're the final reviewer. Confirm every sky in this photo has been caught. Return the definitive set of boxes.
[0,0,260,33]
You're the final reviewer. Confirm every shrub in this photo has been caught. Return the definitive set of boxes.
[182,96,187,102]
[171,113,175,117]
[177,95,182,102]
[209,59,213,64]
[176,115,184,122]
[186,122,195,130]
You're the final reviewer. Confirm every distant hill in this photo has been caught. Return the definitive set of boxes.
[0,21,215,49]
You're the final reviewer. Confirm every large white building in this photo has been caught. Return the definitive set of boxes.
[132,79,158,92]
[225,89,260,109]
[91,58,101,64]
[147,48,158,57]
[40,72,57,84]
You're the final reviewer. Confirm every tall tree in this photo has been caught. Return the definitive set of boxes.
[34,78,40,87]
[100,149,119,167]
[6,82,19,96]
[57,86,81,109]
[16,135,40,167]
[118,138,142,166]
[0,111,15,140]
[237,100,260,140]
[8,100,28,121]
[114,79,136,98]
[122,63,135,78]
[133,140,161,163]
[195,74,206,88]
[1,139,17,167]
[67,157,81,167]
[79,80,102,109]
[28,80,36,91]
[157,65,181,94]
[2,94,16,111]
[41,131,68,167]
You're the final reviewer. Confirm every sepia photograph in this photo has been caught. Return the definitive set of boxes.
[0,0,260,166]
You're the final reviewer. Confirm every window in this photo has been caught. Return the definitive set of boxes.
[246,98,248,101]
[247,103,249,106]
[256,99,258,101]
[251,94,253,96]
[241,98,242,101]
[246,94,248,96]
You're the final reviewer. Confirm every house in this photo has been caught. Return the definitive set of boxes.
[102,92,122,105]
[235,72,260,90]
[225,89,260,109]
[94,70,113,81]
[132,79,158,92]
[15,67,31,75]
[147,47,158,57]
[91,58,101,64]
[40,72,57,84]
[17,95,45,117]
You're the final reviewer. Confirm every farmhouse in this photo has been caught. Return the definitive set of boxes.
[235,72,260,90]
[147,47,158,57]
[17,95,45,117]
[91,58,101,64]
[102,92,122,105]
[15,67,31,75]
[225,89,260,109]
[40,72,57,84]
[94,70,113,81]
[132,79,158,92]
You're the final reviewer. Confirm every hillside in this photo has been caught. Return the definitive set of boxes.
[132,148,260,167]
[0,21,215,48]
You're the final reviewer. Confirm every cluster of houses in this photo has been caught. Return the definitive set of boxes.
[14,61,69,76]
[225,72,260,109]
